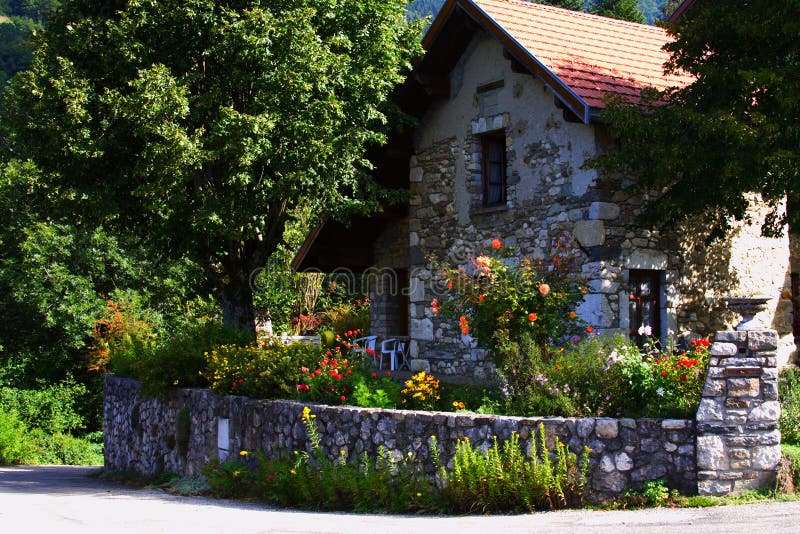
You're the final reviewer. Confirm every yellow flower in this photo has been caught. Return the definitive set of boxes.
[290,469,296,475]
[239,450,248,457]
[232,471,239,477]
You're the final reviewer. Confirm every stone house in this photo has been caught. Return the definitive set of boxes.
[293,0,798,377]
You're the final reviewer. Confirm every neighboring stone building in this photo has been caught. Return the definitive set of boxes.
[294,0,798,378]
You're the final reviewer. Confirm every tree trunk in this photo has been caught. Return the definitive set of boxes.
[219,273,257,341]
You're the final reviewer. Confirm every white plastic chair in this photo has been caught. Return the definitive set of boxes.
[352,336,378,365]
[380,337,410,371]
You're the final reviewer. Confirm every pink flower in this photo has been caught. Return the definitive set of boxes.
[539,283,550,296]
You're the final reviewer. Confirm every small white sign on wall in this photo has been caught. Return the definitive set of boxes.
[217,417,230,461]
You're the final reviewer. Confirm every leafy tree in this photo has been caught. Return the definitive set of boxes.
[591,0,799,240]
[0,1,60,87]
[1,0,421,336]
[591,0,645,23]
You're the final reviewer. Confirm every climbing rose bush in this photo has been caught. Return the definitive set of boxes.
[429,237,587,358]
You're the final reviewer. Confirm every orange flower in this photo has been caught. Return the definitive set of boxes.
[475,255,492,273]
[447,282,453,289]
[491,238,502,250]
[569,311,577,319]
[478,294,485,303]
[459,315,470,335]
[528,312,538,322]
[585,325,594,333]
[581,287,589,295]
[431,298,439,315]
[539,283,550,296]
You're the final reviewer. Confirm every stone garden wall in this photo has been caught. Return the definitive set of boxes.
[104,330,781,503]
[105,375,694,503]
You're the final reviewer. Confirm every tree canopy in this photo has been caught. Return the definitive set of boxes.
[592,0,800,239]
[0,0,421,338]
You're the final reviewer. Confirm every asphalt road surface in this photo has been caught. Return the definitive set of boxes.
[2,465,800,533]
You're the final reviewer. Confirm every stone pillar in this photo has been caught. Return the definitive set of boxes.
[696,330,781,495]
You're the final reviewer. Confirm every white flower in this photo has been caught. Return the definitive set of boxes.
[656,387,665,397]
[638,325,652,337]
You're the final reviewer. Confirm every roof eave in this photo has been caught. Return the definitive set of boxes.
[424,0,591,125]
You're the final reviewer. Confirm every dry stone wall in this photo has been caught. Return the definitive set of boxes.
[104,375,694,503]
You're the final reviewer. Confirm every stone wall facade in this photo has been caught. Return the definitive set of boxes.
[104,375,694,503]
[365,30,797,377]
[696,329,782,495]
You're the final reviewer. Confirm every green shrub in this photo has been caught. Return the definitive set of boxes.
[28,429,103,465]
[204,342,320,400]
[0,379,87,434]
[780,367,800,445]
[0,409,33,465]
[494,333,708,418]
[350,375,402,409]
[108,319,253,397]
[0,408,101,466]
[321,300,370,335]
[610,479,679,509]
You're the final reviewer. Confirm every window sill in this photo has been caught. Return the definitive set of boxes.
[471,204,509,216]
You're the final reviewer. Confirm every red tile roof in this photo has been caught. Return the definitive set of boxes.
[427,0,692,120]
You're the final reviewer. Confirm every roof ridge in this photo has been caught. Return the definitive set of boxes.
[477,0,669,36]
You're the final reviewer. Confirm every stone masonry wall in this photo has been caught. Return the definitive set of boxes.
[402,31,795,378]
[696,329,782,494]
[104,375,695,503]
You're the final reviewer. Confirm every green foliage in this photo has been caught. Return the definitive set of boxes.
[433,425,589,513]
[0,409,33,464]
[350,377,401,409]
[1,0,423,333]
[493,334,708,418]
[107,318,253,398]
[204,407,438,513]
[320,298,371,336]
[615,338,710,418]
[204,408,590,513]
[592,0,800,239]
[430,238,587,359]
[779,367,800,445]
[204,342,320,400]
[25,428,103,465]
[0,407,102,465]
[0,379,87,434]
[611,478,679,509]
[591,0,645,23]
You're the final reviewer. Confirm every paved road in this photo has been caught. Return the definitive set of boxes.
[2,465,800,533]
